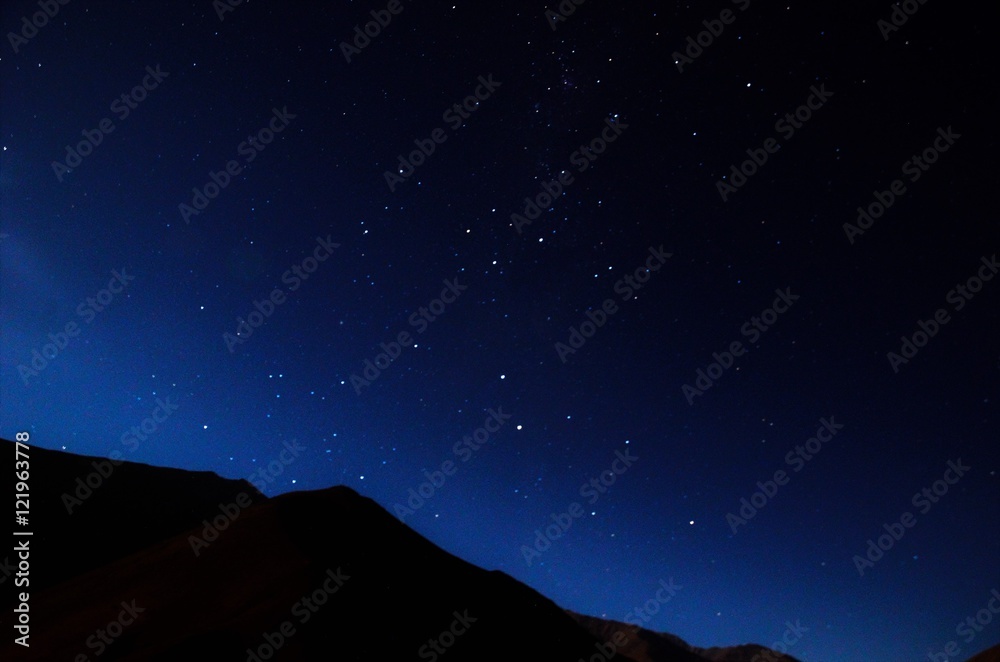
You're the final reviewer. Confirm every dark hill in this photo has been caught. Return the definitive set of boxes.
[1,437,262,599]
[568,611,803,662]
[0,439,788,661]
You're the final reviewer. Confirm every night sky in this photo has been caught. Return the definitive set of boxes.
[2,1,998,660]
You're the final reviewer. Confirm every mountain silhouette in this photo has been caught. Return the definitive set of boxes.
[0,438,869,660]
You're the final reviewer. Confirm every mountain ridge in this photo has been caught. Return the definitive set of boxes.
[7,438,993,660]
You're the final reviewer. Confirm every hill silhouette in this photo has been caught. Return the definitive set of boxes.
[0,438,837,660]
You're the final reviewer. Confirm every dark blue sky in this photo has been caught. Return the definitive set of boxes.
[2,1,997,660]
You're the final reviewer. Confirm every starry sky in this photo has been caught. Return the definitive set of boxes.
[1,2,997,660]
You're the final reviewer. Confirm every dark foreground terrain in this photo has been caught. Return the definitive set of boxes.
[5,439,990,661]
